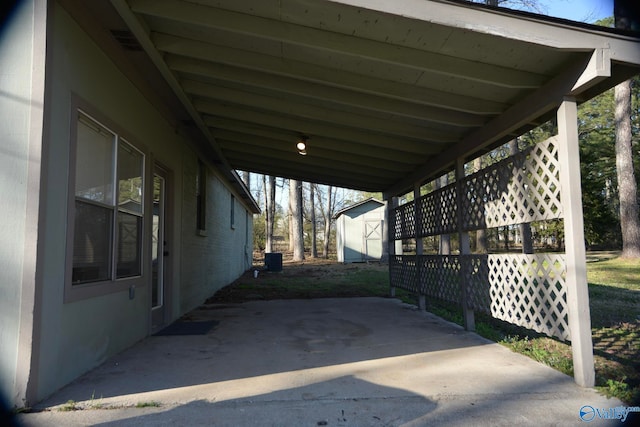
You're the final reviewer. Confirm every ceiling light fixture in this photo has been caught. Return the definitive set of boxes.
[296,136,308,156]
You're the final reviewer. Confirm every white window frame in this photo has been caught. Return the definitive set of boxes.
[65,103,148,302]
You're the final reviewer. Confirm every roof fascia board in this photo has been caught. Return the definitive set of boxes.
[329,0,640,65]
[334,198,385,218]
[229,170,261,214]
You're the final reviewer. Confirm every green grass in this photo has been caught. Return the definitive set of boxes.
[58,400,80,412]
[208,261,407,303]
[586,257,640,404]
[209,255,639,404]
[135,401,161,408]
[586,257,640,290]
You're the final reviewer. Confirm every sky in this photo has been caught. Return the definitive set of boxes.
[542,0,613,23]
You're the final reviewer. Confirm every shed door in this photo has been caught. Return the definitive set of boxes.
[364,220,382,260]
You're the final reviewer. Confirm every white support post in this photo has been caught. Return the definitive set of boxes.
[456,158,475,331]
[381,197,390,264]
[386,196,398,298]
[557,98,595,387]
[415,184,426,310]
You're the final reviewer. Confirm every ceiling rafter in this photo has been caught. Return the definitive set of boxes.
[154,35,511,114]
[189,89,462,143]
[385,57,595,196]
[224,154,390,191]
[218,141,402,180]
[207,119,432,163]
[199,108,447,154]
[130,0,547,88]
[212,129,413,172]
[171,57,488,128]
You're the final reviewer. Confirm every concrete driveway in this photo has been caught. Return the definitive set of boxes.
[18,297,626,426]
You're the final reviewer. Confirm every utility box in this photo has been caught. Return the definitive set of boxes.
[264,252,283,272]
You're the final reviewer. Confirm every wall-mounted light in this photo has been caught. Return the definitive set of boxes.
[296,136,308,156]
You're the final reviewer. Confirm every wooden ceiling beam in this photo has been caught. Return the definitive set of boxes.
[199,106,445,154]
[154,34,509,114]
[131,0,546,88]
[171,58,487,128]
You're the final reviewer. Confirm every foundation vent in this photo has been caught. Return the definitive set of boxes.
[110,30,143,52]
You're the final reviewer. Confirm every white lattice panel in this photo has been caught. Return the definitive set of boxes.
[421,255,460,303]
[462,255,491,312]
[418,185,458,237]
[488,254,569,341]
[388,137,578,343]
[390,255,419,293]
[393,202,415,240]
[462,137,563,231]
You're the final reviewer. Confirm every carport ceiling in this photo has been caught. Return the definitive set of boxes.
[69,0,640,196]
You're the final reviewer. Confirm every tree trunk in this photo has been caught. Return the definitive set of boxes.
[323,186,334,258]
[503,226,510,251]
[613,3,640,258]
[290,179,305,261]
[264,175,276,253]
[436,175,450,254]
[242,171,250,189]
[474,157,488,253]
[310,183,318,258]
[288,195,293,253]
[615,80,640,258]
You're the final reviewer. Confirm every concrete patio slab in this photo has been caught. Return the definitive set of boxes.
[18,298,627,426]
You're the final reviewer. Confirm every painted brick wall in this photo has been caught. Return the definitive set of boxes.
[180,151,253,313]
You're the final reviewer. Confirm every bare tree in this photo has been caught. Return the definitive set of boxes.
[315,184,337,258]
[309,183,318,258]
[289,179,305,261]
[436,175,451,255]
[474,157,488,253]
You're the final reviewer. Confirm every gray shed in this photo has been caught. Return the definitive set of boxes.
[334,199,386,263]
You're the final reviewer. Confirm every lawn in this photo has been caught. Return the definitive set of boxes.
[208,259,394,302]
[209,254,639,404]
[585,257,640,404]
